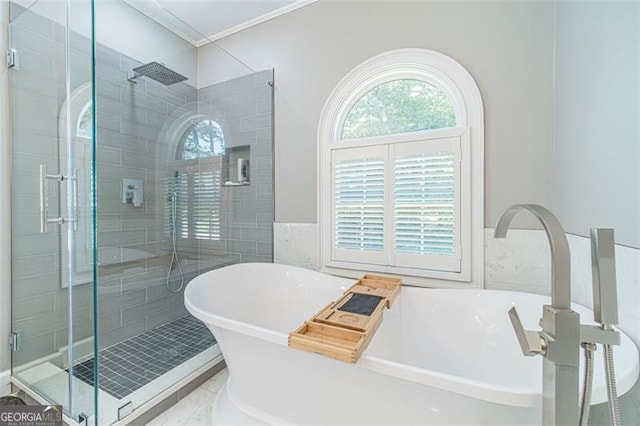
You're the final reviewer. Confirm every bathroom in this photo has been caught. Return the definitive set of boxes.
[0,0,638,425]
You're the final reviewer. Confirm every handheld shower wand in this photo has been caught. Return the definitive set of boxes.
[578,228,622,426]
[166,187,185,293]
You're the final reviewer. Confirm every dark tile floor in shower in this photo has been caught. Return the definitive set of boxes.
[68,315,216,400]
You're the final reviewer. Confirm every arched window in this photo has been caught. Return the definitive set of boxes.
[341,79,456,139]
[167,119,224,241]
[318,49,484,287]
[180,119,225,159]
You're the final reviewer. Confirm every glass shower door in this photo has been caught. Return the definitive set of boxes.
[8,0,96,422]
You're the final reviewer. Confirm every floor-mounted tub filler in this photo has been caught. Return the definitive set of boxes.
[184,262,639,425]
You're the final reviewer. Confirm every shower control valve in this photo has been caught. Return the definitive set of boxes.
[508,306,547,357]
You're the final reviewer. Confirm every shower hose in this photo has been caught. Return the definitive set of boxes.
[166,192,185,293]
[578,327,621,426]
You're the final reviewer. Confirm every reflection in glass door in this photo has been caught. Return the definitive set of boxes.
[8,0,96,422]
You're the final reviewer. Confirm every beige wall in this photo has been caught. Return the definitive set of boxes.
[200,1,556,226]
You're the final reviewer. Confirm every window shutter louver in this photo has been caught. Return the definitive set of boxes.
[332,146,387,264]
[334,158,385,251]
[191,170,221,240]
[393,152,455,256]
[391,137,462,272]
[165,167,220,241]
[329,135,463,273]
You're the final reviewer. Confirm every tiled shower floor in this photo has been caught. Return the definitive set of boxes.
[69,315,216,400]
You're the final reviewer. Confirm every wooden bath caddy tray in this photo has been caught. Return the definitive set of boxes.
[288,274,401,363]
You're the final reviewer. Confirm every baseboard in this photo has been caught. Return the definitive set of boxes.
[0,370,10,396]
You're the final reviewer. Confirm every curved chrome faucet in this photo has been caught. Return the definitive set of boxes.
[494,204,571,309]
[495,204,580,426]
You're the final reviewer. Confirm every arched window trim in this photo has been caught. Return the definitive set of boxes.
[57,82,93,288]
[76,100,92,139]
[318,48,485,289]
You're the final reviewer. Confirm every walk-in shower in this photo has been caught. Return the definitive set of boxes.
[7,0,274,423]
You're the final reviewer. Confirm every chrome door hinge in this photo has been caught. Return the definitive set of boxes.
[118,402,133,420]
[78,413,88,426]
[7,48,19,70]
[9,331,20,351]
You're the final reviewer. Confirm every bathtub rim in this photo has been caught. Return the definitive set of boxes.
[184,263,639,409]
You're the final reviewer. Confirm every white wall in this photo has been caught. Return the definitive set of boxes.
[199,0,555,226]
[554,2,640,248]
[0,0,13,384]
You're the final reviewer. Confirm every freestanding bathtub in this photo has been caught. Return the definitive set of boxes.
[184,263,639,425]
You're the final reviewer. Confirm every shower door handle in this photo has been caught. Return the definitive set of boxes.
[39,164,70,233]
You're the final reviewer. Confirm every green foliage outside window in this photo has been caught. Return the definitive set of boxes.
[181,120,225,159]
[341,79,456,140]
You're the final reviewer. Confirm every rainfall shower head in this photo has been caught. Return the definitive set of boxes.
[127,62,188,86]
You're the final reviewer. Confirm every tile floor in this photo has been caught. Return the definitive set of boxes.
[146,368,228,425]
[72,315,216,400]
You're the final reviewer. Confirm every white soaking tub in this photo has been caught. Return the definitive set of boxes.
[184,263,639,425]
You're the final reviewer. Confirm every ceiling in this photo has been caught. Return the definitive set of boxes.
[123,0,316,47]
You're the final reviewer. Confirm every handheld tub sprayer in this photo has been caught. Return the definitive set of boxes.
[578,228,621,426]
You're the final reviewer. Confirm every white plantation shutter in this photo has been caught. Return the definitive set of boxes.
[332,146,387,264]
[391,137,461,272]
[166,158,222,241]
[191,170,221,240]
[329,132,467,274]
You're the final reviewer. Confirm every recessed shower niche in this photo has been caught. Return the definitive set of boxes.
[222,145,251,186]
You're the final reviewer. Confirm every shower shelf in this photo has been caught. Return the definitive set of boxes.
[221,145,250,186]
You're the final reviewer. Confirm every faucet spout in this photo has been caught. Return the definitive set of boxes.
[494,204,571,310]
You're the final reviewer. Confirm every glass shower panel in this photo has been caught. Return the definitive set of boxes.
[8,0,96,422]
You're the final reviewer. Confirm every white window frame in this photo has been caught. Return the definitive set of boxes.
[318,48,484,288]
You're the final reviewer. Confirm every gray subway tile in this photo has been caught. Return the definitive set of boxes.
[257,212,274,228]
[97,146,122,166]
[10,51,56,98]
[121,118,160,140]
[97,112,121,132]
[14,9,55,40]
[53,320,93,349]
[98,289,146,315]
[122,151,156,169]
[121,298,168,325]
[97,129,151,154]
[12,233,59,257]
[98,311,122,334]
[13,302,90,338]
[228,240,257,254]
[54,284,93,310]
[96,77,121,102]
[11,88,58,136]
[11,130,57,158]
[13,292,55,321]
[257,242,273,257]
[12,254,56,280]
[13,332,55,366]
[10,27,59,67]
[98,318,147,350]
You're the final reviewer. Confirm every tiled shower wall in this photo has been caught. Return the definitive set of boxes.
[198,70,274,265]
[92,42,199,352]
[10,8,274,366]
